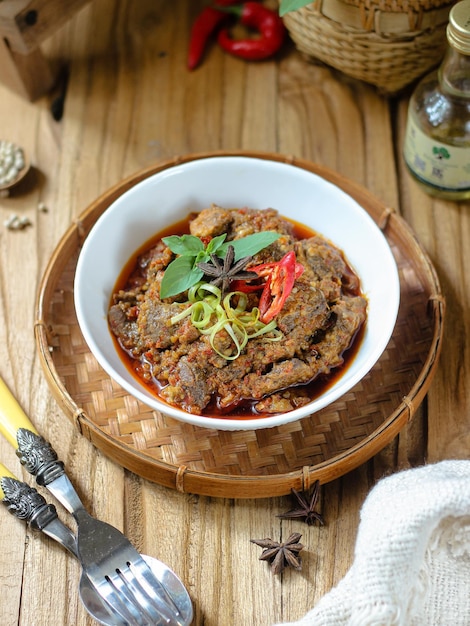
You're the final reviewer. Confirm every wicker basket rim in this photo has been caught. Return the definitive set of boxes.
[34,150,445,498]
[308,0,454,12]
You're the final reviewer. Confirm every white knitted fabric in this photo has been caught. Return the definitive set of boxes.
[274,460,470,626]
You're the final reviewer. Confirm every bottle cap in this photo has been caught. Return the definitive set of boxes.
[447,0,470,54]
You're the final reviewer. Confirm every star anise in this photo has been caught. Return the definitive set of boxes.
[277,480,325,526]
[251,532,304,575]
[197,244,257,294]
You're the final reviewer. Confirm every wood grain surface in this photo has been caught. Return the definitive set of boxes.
[0,1,468,625]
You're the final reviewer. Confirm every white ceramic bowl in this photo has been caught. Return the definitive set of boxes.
[74,155,400,431]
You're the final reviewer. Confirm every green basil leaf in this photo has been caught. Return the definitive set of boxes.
[279,0,311,16]
[195,250,210,265]
[162,234,204,256]
[205,233,227,255]
[160,256,204,299]
[219,231,281,261]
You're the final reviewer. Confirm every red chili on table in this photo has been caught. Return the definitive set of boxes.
[187,0,241,70]
[217,2,286,61]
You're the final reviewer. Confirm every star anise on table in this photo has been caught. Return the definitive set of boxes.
[197,244,257,294]
[277,480,325,526]
[251,532,304,575]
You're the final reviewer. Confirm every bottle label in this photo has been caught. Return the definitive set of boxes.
[404,113,470,191]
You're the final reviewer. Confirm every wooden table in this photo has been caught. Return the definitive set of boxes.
[0,1,468,624]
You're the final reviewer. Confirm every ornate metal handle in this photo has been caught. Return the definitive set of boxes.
[0,470,58,531]
[0,377,85,516]
[0,462,78,556]
[16,428,65,486]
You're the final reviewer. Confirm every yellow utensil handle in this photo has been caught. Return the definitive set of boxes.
[0,462,16,499]
[0,377,38,448]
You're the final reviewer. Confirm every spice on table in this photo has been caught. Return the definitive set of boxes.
[251,533,304,574]
[278,480,325,526]
[217,2,286,61]
[3,214,32,231]
[0,140,26,188]
[187,0,241,70]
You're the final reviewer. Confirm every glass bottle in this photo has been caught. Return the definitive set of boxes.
[403,0,470,200]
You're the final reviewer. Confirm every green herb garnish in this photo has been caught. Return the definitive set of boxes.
[160,231,281,299]
[278,0,311,16]
[169,283,283,360]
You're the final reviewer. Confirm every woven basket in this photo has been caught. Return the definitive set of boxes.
[35,151,445,499]
[282,0,455,94]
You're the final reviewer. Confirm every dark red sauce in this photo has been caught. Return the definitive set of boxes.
[110,213,366,419]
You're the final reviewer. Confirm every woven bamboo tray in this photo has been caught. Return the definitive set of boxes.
[35,151,445,499]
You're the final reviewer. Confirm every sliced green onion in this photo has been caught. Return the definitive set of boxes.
[169,282,283,360]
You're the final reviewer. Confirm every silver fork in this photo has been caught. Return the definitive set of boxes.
[63,483,183,626]
[0,377,191,626]
[0,464,193,626]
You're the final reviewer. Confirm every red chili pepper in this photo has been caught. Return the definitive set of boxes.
[217,2,286,61]
[257,251,303,323]
[249,253,304,280]
[231,251,304,323]
[187,0,241,70]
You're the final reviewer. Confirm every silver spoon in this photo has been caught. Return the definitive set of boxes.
[0,465,193,626]
[80,554,193,626]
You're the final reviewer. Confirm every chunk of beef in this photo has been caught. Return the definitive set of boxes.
[312,296,367,370]
[136,300,179,350]
[189,205,234,239]
[244,358,314,399]
[138,240,173,272]
[190,205,295,264]
[162,355,212,413]
[108,304,140,352]
[229,207,295,240]
[254,390,311,414]
[108,206,368,416]
[276,280,330,349]
[298,236,353,302]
